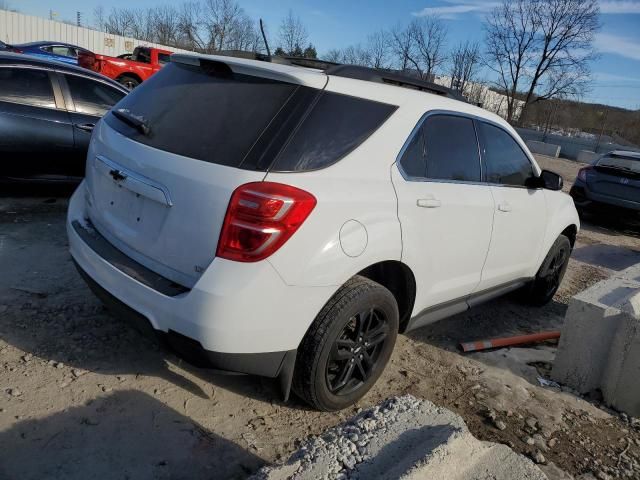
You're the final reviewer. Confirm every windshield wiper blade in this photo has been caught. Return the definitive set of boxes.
[112,108,150,136]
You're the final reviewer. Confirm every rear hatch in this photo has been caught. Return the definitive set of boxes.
[84,55,327,288]
[589,155,640,203]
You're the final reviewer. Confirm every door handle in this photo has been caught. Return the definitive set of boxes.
[498,202,512,212]
[75,123,95,132]
[417,198,441,208]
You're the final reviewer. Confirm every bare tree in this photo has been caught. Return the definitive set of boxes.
[204,0,244,51]
[365,30,389,69]
[389,23,420,75]
[93,6,105,30]
[324,48,343,63]
[485,0,600,122]
[521,0,599,118]
[278,10,308,55]
[410,16,447,80]
[177,2,206,51]
[341,45,371,66]
[449,41,481,92]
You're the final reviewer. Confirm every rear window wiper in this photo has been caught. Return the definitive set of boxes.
[112,108,150,136]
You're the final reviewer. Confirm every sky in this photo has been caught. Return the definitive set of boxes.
[8,0,640,110]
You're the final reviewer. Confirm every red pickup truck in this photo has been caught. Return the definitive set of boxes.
[78,46,172,89]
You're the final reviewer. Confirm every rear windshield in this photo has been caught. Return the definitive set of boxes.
[597,155,640,173]
[105,60,396,172]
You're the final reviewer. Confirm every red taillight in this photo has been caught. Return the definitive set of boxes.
[577,166,593,182]
[216,182,317,262]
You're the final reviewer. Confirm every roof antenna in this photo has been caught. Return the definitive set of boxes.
[259,19,271,58]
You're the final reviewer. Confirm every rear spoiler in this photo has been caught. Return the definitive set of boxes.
[171,53,328,89]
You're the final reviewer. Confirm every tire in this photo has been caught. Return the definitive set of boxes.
[523,235,572,306]
[292,275,399,411]
[117,75,140,90]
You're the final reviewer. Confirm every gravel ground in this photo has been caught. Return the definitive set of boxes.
[1,157,640,479]
[253,395,547,480]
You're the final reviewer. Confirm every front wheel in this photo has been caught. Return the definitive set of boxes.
[523,235,571,306]
[293,276,399,411]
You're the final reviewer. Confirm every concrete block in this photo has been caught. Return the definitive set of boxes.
[552,264,640,416]
[577,150,600,164]
[526,140,561,158]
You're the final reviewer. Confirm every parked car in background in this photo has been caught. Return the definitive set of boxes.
[10,41,91,65]
[78,46,172,89]
[0,52,128,182]
[68,54,579,411]
[570,151,640,218]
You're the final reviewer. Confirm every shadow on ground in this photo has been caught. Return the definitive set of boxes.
[0,192,306,408]
[572,243,640,271]
[405,294,567,385]
[0,390,262,480]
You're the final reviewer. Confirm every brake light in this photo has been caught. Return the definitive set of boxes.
[577,166,593,182]
[216,182,316,262]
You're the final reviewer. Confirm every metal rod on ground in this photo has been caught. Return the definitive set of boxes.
[460,331,561,353]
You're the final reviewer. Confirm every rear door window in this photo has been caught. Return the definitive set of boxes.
[65,74,126,116]
[271,92,396,172]
[0,67,56,108]
[424,115,480,182]
[477,122,533,186]
[398,126,426,178]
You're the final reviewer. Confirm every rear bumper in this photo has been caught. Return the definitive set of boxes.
[74,261,294,377]
[570,183,640,214]
[67,182,335,366]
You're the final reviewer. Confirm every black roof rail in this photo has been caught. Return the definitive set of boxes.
[279,56,340,70]
[324,65,466,102]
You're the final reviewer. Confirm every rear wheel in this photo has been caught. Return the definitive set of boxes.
[117,74,140,90]
[523,235,571,306]
[293,276,399,411]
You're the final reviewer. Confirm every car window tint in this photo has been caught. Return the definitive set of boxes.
[158,53,171,65]
[66,75,126,116]
[478,122,533,186]
[134,48,151,64]
[104,61,300,168]
[0,68,55,108]
[398,126,426,178]
[424,115,480,182]
[271,91,397,172]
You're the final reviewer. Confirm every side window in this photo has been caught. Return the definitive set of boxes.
[158,53,171,65]
[65,75,126,116]
[49,46,73,57]
[398,127,426,178]
[424,115,480,182]
[478,122,533,187]
[134,48,151,64]
[0,68,56,108]
[271,91,397,172]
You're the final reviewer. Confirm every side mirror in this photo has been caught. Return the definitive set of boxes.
[527,170,563,191]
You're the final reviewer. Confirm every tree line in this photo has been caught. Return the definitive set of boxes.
[92,0,607,126]
[93,1,317,58]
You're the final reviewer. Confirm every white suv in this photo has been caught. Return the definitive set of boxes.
[67,54,579,411]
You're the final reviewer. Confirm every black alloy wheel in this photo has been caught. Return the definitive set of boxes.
[326,308,389,395]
